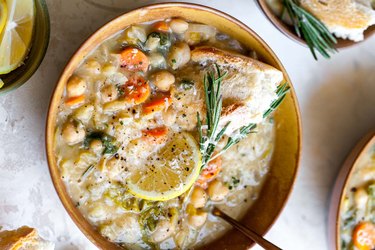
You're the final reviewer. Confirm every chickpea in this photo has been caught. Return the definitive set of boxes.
[66,75,87,97]
[102,64,117,76]
[151,220,175,243]
[105,157,123,179]
[168,42,191,70]
[90,139,103,154]
[162,108,177,126]
[188,210,207,229]
[73,104,94,124]
[150,70,175,91]
[207,179,229,201]
[83,60,101,75]
[61,122,85,145]
[354,187,369,210]
[170,19,189,34]
[101,84,119,103]
[191,186,207,208]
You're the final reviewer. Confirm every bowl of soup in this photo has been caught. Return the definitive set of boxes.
[46,3,301,249]
[329,131,375,250]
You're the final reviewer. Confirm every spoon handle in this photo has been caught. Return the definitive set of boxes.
[212,207,282,250]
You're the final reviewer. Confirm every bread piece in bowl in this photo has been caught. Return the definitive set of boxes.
[190,46,283,134]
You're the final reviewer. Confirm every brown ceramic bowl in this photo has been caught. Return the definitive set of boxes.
[46,3,301,249]
[328,131,375,250]
[256,0,375,49]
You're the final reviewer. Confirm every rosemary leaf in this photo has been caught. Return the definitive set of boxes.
[282,0,337,59]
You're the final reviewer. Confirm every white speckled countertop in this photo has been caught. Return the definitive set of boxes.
[0,0,374,249]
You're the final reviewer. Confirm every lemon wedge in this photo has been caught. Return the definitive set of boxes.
[0,0,35,75]
[127,132,201,201]
[0,0,7,38]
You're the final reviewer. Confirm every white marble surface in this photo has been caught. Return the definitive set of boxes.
[0,0,375,249]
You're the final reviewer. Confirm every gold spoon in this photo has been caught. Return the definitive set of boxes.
[212,207,282,250]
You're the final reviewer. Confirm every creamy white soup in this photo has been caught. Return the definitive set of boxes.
[54,18,282,249]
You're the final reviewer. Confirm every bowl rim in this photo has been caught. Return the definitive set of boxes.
[45,2,302,249]
[328,130,375,250]
[0,0,50,95]
[255,0,375,49]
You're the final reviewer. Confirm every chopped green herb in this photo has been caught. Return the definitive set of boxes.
[81,165,95,179]
[171,59,177,64]
[139,206,164,233]
[231,176,240,188]
[84,131,118,155]
[116,84,125,96]
[147,32,171,49]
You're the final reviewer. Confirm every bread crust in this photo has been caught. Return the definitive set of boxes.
[0,226,37,250]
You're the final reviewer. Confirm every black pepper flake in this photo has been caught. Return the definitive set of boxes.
[114,153,119,159]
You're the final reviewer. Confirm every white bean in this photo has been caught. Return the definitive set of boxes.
[191,186,207,208]
[67,75,87,97]
[170,19,189,34]
[62,122,85,145]
[150,70,175,91]
[188,210,207,229]
[88,204,106,220]
[208,179,229,201]
[73,104,94,124]
[168,42,191,70]
[354,187,369,210]
[151,220,175,243]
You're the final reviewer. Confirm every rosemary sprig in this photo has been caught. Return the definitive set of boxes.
[282,0,337,59]
[197,65,290,169]
[216,83,290,158]
[197,65,229,169]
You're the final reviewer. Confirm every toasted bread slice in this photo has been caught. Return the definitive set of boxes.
[170,47,282,134]
[191,47,282,134]
[300,0,375,41]
[0,226,54,250]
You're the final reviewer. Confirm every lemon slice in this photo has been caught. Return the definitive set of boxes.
[0,0,35,75]
[0,0,7,37]
[127,132,201,201]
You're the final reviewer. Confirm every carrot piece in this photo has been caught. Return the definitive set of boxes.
[121,76,150,105]
[65,95,85,107]
[153,21,170,32]
[353,222,375,250]
[196,155,222,189]
[120,47,149,72]
[142,126,169,144]
[142,94,172,115]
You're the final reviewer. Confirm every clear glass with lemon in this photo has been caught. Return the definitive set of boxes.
[0,0,49,93]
